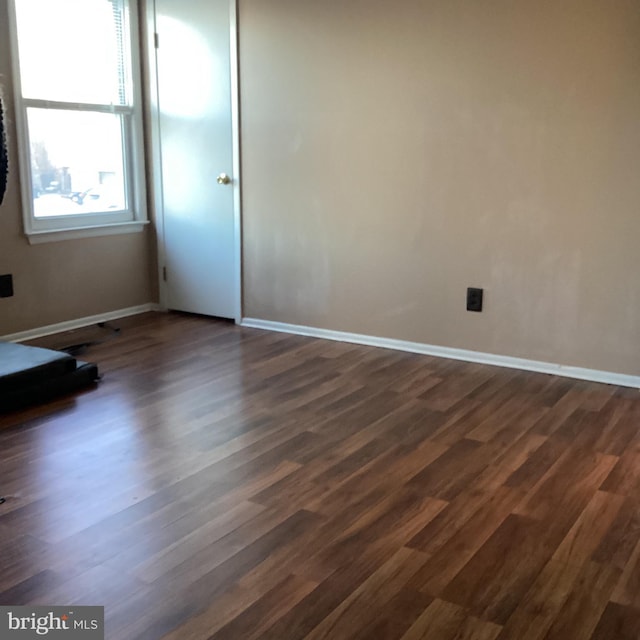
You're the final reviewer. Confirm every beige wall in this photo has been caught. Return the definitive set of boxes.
[0,0,155,336]
[240,0,640,376]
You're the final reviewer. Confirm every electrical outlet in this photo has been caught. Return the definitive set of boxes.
[0,274,14,298]
[467,287,483,312]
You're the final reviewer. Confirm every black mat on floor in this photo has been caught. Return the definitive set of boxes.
[0,342,99,412]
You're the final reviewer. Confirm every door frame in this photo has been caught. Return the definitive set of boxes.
[144,0,243,323]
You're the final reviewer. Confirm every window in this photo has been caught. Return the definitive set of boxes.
[8,0,147,242]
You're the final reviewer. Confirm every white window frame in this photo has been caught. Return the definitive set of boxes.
[7,0,148,244]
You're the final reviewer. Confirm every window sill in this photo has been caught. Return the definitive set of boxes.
[26,220,149,245]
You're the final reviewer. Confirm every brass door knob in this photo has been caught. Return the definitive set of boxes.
[217,173,232,185]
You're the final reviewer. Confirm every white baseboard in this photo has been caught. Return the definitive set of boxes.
[1,304,160,343]
[241,317,640,389]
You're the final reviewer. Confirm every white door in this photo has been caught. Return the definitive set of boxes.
[154,0,237,319]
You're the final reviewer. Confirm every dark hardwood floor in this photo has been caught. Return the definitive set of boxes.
[1,311,639,639]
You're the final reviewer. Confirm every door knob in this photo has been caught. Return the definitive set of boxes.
[217,173,231,185]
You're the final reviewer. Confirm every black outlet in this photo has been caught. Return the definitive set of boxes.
[0,274,14,298]
[467,287,483,312]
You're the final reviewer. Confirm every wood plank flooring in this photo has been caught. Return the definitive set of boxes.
[1,311,639,639]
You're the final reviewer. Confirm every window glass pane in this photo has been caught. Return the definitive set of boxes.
[28,108,127,218]
[14,0,129,105]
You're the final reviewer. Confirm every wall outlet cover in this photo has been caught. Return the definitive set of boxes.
[467,287,483,312]
[0,274,14,298]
